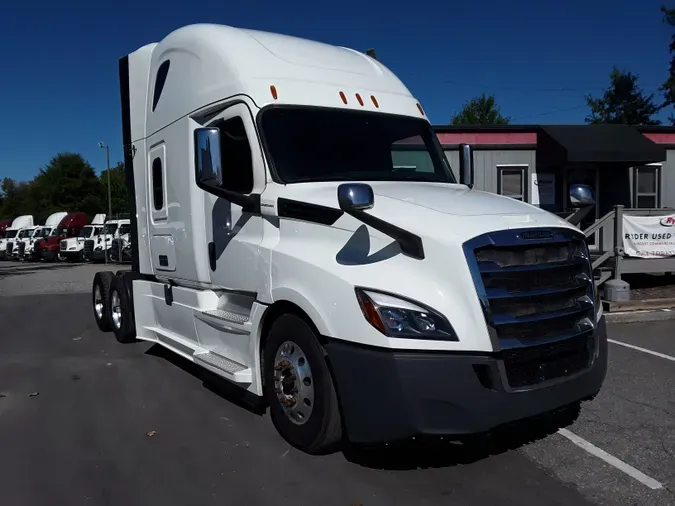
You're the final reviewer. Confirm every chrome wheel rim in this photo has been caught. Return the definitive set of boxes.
[111,290,122,330]
[94,285,104,320]
[273,340,314,425]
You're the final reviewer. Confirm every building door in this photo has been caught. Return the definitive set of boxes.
[564,167,600,250]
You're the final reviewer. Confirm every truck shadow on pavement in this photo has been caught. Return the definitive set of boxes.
[144,344,267,415]
[144,342,580,470]
[0,262,83,279]
[342,403,580,469]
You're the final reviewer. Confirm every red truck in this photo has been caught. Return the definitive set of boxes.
[37,212,89,262]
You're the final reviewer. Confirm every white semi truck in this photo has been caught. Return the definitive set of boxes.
[0,215,34,260]
[60,213,107,262]
[91,24,607,454]
[83,218,130,263]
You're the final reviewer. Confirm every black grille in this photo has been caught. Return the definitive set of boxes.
[465,228,597,389]
[84,240,94,253]
[502,334,595,388]
[17,242,26,256]
[6,242,14,256]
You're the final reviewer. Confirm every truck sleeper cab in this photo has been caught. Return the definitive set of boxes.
[92,23,608,455]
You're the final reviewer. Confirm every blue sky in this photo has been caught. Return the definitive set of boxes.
[1,0,672,182]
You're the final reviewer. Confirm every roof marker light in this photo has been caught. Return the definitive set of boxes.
[416,103,425,116]
[355,93,364,106]
[339,91,348,104]
[371,95,379,108]
[270,85,278,99]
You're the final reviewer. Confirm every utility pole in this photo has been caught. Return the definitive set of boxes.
[98,142,112,264]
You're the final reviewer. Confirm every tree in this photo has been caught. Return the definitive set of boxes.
[31,152,105,217]
[585,67,662,125]
[450,93,510,125]
[661,5,675,123]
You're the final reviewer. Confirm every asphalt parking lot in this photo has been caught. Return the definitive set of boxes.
[0,262,673,506]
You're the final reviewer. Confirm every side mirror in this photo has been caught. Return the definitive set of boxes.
[459,143,474,188]
[194,127,223,188]
[337,183,375,212]
[569,183,595,208]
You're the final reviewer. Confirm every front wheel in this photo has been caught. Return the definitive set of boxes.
[262,314,343,454]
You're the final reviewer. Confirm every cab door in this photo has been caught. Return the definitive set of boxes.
[199,102,266,294]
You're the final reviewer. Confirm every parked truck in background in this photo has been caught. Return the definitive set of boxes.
[91,24,607,455]
[40,212,89,262]
[60,213,107,262]
[0,215,34,260]
[84,218,130,263]
[17,211,68,261]
[109,227,133,263]
[9,225,39,259]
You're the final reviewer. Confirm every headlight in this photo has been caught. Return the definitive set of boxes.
[355,288,457,340]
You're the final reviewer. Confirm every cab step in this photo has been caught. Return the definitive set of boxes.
[193,350,252,383]
[195,309,251,335]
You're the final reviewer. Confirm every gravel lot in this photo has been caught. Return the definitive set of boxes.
[0,261,129,296]
[0,263,673,506]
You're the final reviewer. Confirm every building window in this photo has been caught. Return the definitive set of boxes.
[633,165,660,208]
[498,166,527,201]
[152,157,164,211]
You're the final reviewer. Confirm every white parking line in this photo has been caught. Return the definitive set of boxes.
[558,429,663,490]
[608,339,675,362]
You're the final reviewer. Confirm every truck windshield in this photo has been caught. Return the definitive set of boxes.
[79,226,93,238]
[103,224,118,235]
[18,229,34,239]
[259,107,456,184]
[4,230,18,239]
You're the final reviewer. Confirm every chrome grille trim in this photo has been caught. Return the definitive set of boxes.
[463,227,597,351]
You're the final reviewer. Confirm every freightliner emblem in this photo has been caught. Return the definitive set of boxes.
[519,230,554,240]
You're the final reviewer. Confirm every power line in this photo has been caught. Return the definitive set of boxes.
[441,80,663,94]
[510,103,589,121]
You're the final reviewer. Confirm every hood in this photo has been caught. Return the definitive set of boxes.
[277,181,576,243]
[45,235,64,245]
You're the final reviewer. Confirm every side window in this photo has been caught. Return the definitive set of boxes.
[498,166,527,201]
[152,157,164,210]
[633,165,660,208]
[214,116,254,194]
[148,143,167,222]
[152,60,170,112]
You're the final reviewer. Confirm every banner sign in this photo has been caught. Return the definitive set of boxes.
[623,214,675,258]
[531,173,556,206]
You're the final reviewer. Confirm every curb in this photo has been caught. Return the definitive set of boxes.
[605,308,675,324]
[603,297,675,313]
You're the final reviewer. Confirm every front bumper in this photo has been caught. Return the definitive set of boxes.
[325,316,608,444]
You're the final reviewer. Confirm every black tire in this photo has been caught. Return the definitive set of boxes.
[262,314,343,454]
[108,275,137,344]
[92,271,115,332]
